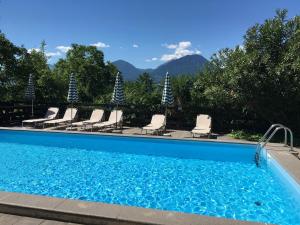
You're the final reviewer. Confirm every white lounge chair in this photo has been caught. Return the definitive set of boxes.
[72,109,104,128]
[191,114,212,137]
[22,107,59,127]
[91,110,123,131]
[43,108,78,128]
[142,114,166,135]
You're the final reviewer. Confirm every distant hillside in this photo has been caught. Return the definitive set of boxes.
[112,54,209,81]
[112,60,153,81]
[152,55,208,80]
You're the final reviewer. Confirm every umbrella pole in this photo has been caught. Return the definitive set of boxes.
[71,104,73,129]
[164,106,168,131]
[31,99,34,117]
[116,104,118,129]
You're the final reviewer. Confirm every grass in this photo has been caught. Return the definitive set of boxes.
[229,130,262,142]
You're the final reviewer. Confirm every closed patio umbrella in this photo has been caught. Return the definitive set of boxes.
[67,73,79,128]
[111,72,125,128]
[161,72,174,121]
[25,74,35,117]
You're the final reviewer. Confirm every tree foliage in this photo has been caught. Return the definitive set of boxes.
[192,10,300,131]
[53,44,115,103]
[0,36,117,103]
[0,33,29,101]
[124,73,161,106]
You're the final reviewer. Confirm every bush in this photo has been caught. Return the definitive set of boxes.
[229,130,262,142]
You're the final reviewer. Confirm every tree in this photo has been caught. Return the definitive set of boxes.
[26,41,63,103]
[0,32,28,101]
[53,44,116,103]
[124,73,160,106]
[171,75,194,109]
[238,9,300,130]
[192,10,300,132]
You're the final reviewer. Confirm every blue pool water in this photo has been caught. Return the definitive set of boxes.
[0,130,299,225]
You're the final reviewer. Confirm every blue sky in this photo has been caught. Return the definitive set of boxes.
[0,0,299,68]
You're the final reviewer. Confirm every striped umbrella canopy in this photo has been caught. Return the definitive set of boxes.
[67,73,78,128]
[25,74,35,101]
[111,72,125,105]
[67,73,79,104]
[161,72,174,130]
[161,72,174,107]
[25,74,35,116]
[111,72,125,129]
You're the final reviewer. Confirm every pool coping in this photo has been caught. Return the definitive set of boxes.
[0,126,258,145]
[0,192,268,225]
[0,127,296,225]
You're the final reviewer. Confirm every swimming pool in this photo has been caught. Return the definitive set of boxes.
[0,130,299,225]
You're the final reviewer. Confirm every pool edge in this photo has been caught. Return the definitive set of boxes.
[0,126,257,146]
[0,191,268,225]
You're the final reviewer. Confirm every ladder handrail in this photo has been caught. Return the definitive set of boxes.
[258,124,286,145]
[255,124,294,166]
[258,124,293,150]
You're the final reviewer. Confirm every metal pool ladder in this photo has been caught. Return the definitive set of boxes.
[255,124,293,166]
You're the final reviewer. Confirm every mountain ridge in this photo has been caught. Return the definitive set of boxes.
[112,54,209,81]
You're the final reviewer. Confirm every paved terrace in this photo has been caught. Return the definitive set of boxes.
[0,127,299,225]
[0,213,81,225]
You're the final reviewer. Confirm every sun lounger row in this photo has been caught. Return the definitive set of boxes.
[22,107,77,128]
[70,109,123,130]
[142,114,212,136]
[44,108,78,127]
[22,107,59,127]
[22,107,212,136]
[22,108,123,130]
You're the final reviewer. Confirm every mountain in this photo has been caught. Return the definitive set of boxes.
[112,60,153,81]
[112,54,209,81]
[152,54,208,80]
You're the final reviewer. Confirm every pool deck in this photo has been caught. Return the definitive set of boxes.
[0,212,81,224]
[0,126,298,225]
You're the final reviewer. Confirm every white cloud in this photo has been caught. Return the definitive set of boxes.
[132,44,139,48]
[56,45,72,53]
[28,47,62,61]
[46,52,61,57]
[27,48,40,53]
[166,44,177,49]
[146,57,158,62]
[162,43,177,49]
[90,42,110,48]
[195,49,201,54]
[160,41,201,61]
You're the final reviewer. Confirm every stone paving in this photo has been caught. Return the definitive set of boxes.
[0,213,81,225]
